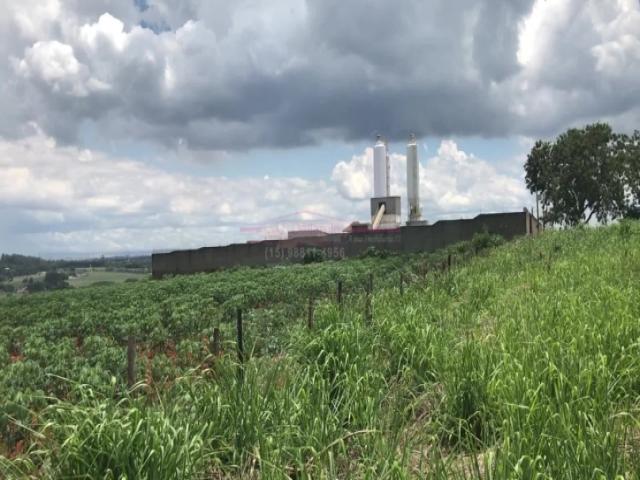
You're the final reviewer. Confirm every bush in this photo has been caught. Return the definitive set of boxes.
[303,249,325,264]
[359,246,390,259]
[624,205,640,219]
[44,271,69,290]
[90,281,116,287]
[471,231,504,253]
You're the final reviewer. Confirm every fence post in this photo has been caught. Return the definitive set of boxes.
[127,335,136,389]
[399,272,404,296]
[211,327,221,357]
[307,295,315,329]
[236,308,244,382]
[447,253,452,271]
[337,279,343,308]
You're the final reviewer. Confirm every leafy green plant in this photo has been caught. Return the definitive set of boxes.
[1,222,639,478]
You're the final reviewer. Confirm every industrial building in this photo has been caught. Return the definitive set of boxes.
[152,135,541,278]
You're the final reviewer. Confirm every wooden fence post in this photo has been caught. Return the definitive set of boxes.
[399,272,404,296]
[236,308,244,383]
[127,335,136,389]
[211,327,221,357]
[337,279,343,308]
[447,254,452,271]
[307,295,315,329]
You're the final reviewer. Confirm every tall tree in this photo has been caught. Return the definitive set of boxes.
[525,123,627,226]
[619,130,640,218]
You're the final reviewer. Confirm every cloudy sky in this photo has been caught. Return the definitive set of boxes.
[0,0,639,257]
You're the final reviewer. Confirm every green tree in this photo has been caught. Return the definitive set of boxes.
[43,271,70,290]
[525,123,627,226]
[619,130,640,218]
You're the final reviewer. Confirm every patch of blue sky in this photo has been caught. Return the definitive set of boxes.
[77,119,523,181]
[133,0,149,12]
[139,19,171,33]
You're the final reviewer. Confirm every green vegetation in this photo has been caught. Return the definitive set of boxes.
[0,253,150,280]
[0,267,149,294]
[68,268,148,288]
[525,123,640,226]
[1,223,639,478]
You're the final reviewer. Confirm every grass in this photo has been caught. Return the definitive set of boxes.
[1,268,147,291]
[1,222,640,478]
[68,268,148,288]
[5,272,46,287]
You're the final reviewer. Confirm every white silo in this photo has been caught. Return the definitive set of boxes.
[373,135,388,198]
[370,134,401,229]
[385,139,390,197]
[406,133,422,223]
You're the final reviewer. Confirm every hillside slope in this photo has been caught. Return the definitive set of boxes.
[1,223,639,478]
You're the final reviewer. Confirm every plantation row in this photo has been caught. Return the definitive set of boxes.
[0,236,498,458]
[1,223,639,478]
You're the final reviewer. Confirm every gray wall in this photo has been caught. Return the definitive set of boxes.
[152,211,541,278]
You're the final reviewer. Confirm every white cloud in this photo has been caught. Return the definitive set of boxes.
[10,0,62,40]
[331,140,531,219]
[15,40,111,97]
[0,130,534,256]
[79,13,128,52]
[423,141,529,214]
[0,131,363,255]
[1,0,636,256]
[0,0,639,147]
[511,0,640,133]
[331,148,373,200]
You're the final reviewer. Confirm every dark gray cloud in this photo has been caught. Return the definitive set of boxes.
[1,0,639,150]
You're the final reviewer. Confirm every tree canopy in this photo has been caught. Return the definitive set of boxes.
[525,123,640,226]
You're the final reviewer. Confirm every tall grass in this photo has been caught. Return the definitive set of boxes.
[2,221,640,478]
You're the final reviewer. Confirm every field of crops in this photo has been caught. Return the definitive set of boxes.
[1,223,639,478]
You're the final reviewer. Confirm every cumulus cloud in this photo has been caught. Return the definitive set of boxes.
[0,0,638,149]
[331,149,373,200]
[0,0,636,255]
[331,140,531,217]
[511,0,640,133]
[0,129,365,255]
[0,129,533,256]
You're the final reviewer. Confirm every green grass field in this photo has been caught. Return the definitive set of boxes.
[1,268,147,291]
[1,223,639,478]
[5,272,46,287]
[68,268,148,287]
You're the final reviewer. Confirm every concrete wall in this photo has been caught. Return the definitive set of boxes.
[152,211,541,278]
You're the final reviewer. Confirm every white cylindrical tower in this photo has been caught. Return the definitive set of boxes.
[385,140,390,197]
[373,135,387,198]
[406,133,421,222]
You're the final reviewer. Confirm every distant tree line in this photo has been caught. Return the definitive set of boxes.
[525,123,640,226]
[23,272,71,293]
[0,254,150,282]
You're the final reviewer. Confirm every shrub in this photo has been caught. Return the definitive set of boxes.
[359,246,390,259]
[471,231,504,252]
[303,248,325,264]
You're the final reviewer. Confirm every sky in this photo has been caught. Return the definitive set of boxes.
[0,0,639,257]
